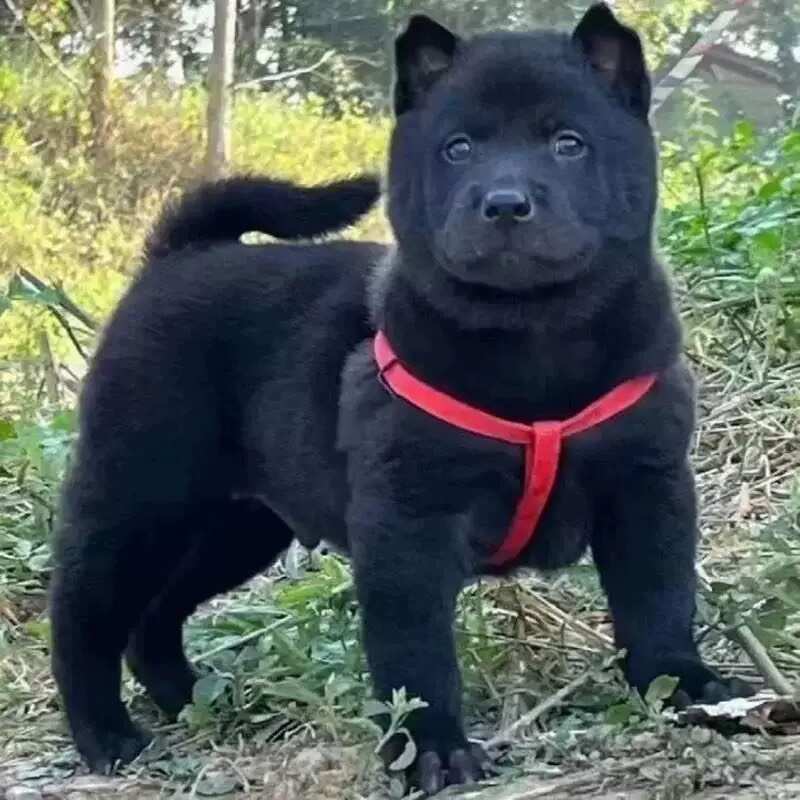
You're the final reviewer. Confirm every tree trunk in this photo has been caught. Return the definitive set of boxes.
[90,0,114,158]
[205,0,237,181]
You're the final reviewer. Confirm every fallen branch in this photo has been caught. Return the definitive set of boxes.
[487,668,594,749]
[729,625,795,696]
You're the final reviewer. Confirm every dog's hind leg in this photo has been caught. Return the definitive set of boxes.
[125,498,293,717]
[50,508,192,773]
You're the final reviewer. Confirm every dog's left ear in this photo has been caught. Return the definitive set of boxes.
[394,15,461,116]
[573,3,651,118]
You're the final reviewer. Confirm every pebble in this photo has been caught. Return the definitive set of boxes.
[288,748,331,775]
[631,731,661,752]
[690,725,714,745]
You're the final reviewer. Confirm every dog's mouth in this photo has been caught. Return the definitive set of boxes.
[438,242,597,292]
[435,216,600,287]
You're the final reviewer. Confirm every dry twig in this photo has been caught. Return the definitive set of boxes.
[487,668,594,748]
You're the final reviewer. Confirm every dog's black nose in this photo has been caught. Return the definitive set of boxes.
[481,189,534,222]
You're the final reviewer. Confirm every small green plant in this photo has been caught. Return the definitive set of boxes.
[365,688,430,772]
[176,554,367,742]
[605,674,681,728]
[700,479,800,659]
[662,124,800,358]
[0,411,75,593]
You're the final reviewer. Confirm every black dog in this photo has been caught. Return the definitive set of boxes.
[51,4,753,793]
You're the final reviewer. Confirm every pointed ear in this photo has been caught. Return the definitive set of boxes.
[394,15,460,115]
[573,3,651,117]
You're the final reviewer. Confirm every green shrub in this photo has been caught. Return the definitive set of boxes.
[0,63,390,369]
[661,123,800,356]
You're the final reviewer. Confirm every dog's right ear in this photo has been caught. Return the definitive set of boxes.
[394,15,460,115]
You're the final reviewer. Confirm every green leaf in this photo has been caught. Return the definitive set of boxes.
[606,701,635,726]
[23,619,51,641]
[0,419,16,441]
[51,410,77,432]
[0,294,10,316]
[192,674,229,706]
[709,580,734,597]
[752,229,781,255]
[782,132,800,158]
[28,550,52,572]
[388,730,417,772]
[7,273,62,306]
[733,120,756,149]
[324,673,356,703]
[260,678,324,707]
[645,674,680,707]
[363,699,390,718]
[758,178,783,201]
[758,605,787,632]
[15,539,33,560]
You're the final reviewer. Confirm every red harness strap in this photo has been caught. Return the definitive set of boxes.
[373,330,657,566]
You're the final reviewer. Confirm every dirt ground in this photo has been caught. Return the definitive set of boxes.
[3,723,800,800]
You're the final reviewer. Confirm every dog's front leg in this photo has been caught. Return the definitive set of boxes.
[348,495,485,794]
[593,460,754,705]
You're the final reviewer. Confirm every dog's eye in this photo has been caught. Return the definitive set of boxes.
[553,131,586,159]
[443,135,473,164]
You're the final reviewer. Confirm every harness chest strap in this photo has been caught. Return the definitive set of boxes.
[373,330,657,566]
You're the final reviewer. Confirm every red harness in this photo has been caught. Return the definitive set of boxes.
[374,331,657,567]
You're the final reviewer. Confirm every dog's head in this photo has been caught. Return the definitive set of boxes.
[387,4,657,293]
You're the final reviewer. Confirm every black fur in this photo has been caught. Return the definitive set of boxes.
[145,174,380,258]
[51,4,753,792]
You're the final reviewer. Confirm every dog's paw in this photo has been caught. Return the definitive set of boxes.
[672,675,756,709]
[412,742,490,795]
[631,655,756,709]
[74,720,152,774]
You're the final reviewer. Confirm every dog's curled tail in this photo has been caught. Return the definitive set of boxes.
[145,174,381,259]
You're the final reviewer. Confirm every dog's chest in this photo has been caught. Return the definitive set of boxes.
[412,412,603,571]
[340,342,643,571]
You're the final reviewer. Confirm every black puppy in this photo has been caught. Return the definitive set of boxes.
[51,4,753,793]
